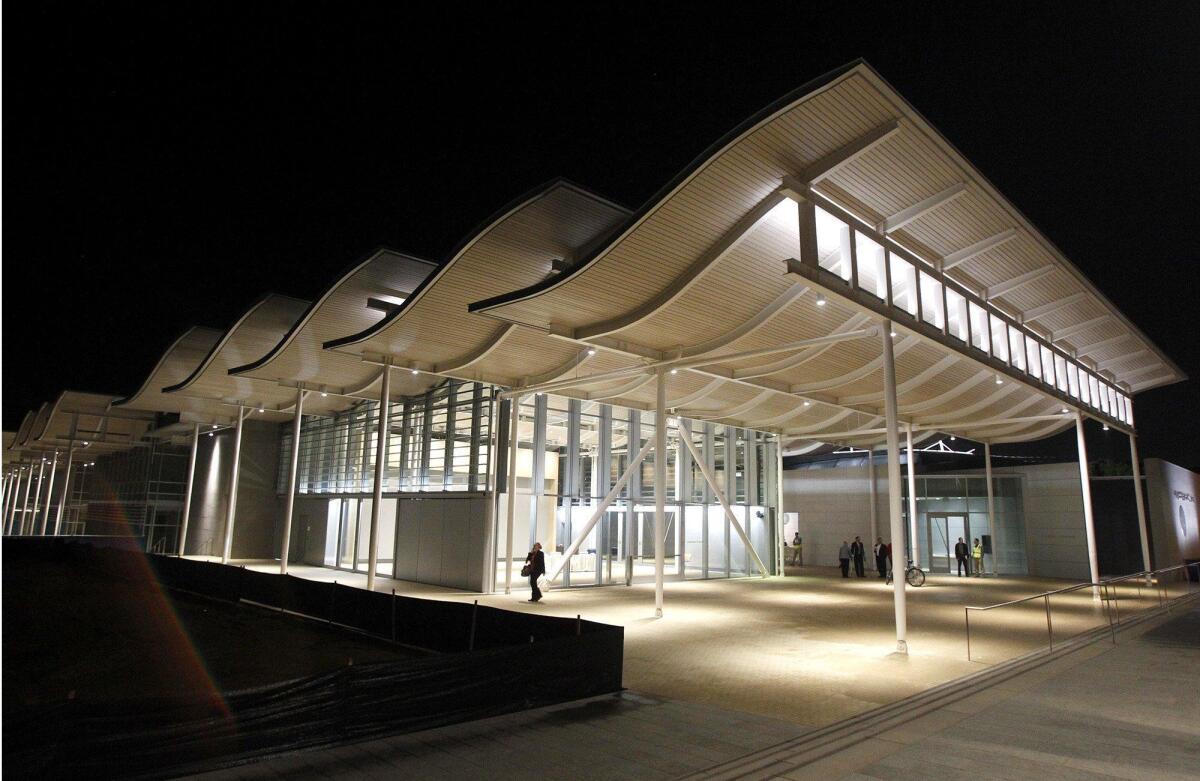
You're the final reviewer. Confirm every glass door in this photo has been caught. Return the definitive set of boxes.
[927,513,968,573]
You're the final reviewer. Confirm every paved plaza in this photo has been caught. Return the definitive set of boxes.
[207,558,1157,728]
[192,578,1198,780]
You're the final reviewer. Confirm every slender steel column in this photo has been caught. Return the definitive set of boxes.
[654,367,667,617]
[904,423,919,567]
[503,396,521,594]
[984,441,997,576]
[1129,433,1152,575]
[177,424,200,555]
[54,445,75,536]
[775,436,785,575]
[280,391,307,574]
[30,457,46,535]
[39,451,58,535]
[867,449,878,543]
[881,322,908,653]
[366,367,391,591]
[8,468,27,534]
[1,472,14,534]
[221,405,246,564]
[19,465,34,535]
[1073,413,1100,589]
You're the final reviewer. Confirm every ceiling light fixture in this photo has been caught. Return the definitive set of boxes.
[411,368,419,375]
[994,375,1003,385]
[815,293,826,306]
[586,348,596,356]
[321,392,328,398]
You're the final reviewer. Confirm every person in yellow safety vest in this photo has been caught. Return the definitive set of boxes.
[972,538,984,577]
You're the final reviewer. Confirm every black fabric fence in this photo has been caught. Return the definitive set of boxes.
[3,538,624,779]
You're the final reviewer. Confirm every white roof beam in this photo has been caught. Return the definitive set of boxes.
[1074,333,1133,356]
[1052,315,1111,343]
[797,119,903,183]
[985,264,1056,300]
[1096,349,1151,371]
[941,228,1019,270]
[1022,291,1088,322]
[877,182,968,234]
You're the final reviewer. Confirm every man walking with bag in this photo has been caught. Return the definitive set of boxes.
[523,542,546,602]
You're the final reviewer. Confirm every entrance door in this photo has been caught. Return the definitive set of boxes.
[927,513,969,573]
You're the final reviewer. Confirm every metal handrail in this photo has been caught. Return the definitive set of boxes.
[965,562,1199,661]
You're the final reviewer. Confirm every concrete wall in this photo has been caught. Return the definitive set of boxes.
[1017,461,1089,580]
[783,460,1095,580]
[287,492,492,592]
[782,463,885,567]
[183,420,283,560]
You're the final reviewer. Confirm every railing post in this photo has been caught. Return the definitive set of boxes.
[1044,594,1053,652]
[964,607,971,662]
[469,599,478,652]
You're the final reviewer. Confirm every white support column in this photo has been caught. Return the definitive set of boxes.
[503,396,521,594]
[221,405,246,564]
[367,367,391,591]
[867,449,878,543]
[30,458,46,535]
[549,437,655,582]
[40,451,58,535]
[178,425,199,554]
[881,322,908,653]
[280,391,307,574]
[905,422,919,567]
[0,473,12,534]
[19,465,34,535]
[8,469,25,534]
[1074,413,1100,589]
[984,442,997,576]
[1129,433,1152,575]
[55,445,75,536]
[680,433,769,576]
[775,437,785,575]
[654,368,667,618]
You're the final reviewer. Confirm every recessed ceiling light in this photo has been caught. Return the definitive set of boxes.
[321,392,328,397]
[586,348,596,356]
[670,368,678,375]
[257,407,265,413]
[803,400,811,406]
[816,293,826,306]
[411,368,419,375]
[994,375,1003,385]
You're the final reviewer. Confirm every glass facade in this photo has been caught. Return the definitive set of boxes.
[493,394,780,589]
[901,473,1026,575]
[278,378,493,496]
[276,378,780,589]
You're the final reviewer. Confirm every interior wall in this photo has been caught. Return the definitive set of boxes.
[782,463,885,567]
[392,494,490,591]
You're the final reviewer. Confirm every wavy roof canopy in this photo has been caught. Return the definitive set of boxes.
[232,248,439,407]
[112,326,239,424]
[326,181,633,389]
[459,61,1179,451]
[163,293,309,420]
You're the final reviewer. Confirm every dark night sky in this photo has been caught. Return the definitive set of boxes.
[6,3,1199,469]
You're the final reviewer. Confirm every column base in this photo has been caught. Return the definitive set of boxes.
[895,639,908,654]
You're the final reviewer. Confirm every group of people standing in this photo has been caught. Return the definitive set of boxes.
[838,536,892,578]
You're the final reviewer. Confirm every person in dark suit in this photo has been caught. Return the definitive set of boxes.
[850,536,866,577]
[525,542,546,602]
[954,537,969,577]
[873,537,888,579]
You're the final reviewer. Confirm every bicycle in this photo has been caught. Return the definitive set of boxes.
[885,559,926,587]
